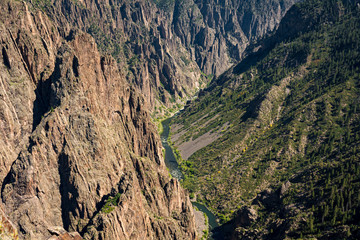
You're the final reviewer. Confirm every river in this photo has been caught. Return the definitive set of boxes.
[160,118,184,180]
[161,118,221,239]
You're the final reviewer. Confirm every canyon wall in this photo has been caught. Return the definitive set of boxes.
[35,0,299,112]
[0,0,196,239]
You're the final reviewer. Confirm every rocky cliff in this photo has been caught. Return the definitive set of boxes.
[173,0,299,76]
[29,0,299,115]
[46,0,203,112]
[0,0,196,239]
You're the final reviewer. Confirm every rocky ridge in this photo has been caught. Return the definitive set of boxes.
[30,0,299,115]
[0,0,196,239]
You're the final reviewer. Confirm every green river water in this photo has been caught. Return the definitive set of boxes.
[161,118,222,239]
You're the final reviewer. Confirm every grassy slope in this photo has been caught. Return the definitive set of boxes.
[171,0,360,238]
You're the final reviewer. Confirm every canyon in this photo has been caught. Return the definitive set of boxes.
[40,0,298,114]
[6,0,357,239]
[0,0,296,239]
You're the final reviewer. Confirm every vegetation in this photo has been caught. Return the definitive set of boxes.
[87,22,126,61]
[101,193,121,214]
[171,0,360,238]
[152,0,175,12]
[31,0,51,12]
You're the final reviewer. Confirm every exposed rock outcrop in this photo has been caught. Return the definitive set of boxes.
[0,202,18,240]
[173,0,299,76]
[43,0,205,111]
[29,0,299,113]
[0,0,196,239]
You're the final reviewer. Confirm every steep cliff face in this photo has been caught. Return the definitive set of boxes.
[0,0,62,186]
[173,0,299,76]
[29,0,299,114]
[38,0,205,113]
[0,0,196,239]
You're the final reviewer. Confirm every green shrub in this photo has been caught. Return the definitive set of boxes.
[101,193,121,214]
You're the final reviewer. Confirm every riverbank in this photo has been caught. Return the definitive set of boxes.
[161,118,220,239]
[193,206,208,239]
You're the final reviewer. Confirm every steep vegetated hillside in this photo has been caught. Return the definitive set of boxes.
[171,0,360,238]
[0,0,196,239]
[26,0,298,118]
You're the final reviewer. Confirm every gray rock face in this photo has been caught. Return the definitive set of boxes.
[173,0,300,76]
[280,180,291,197]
